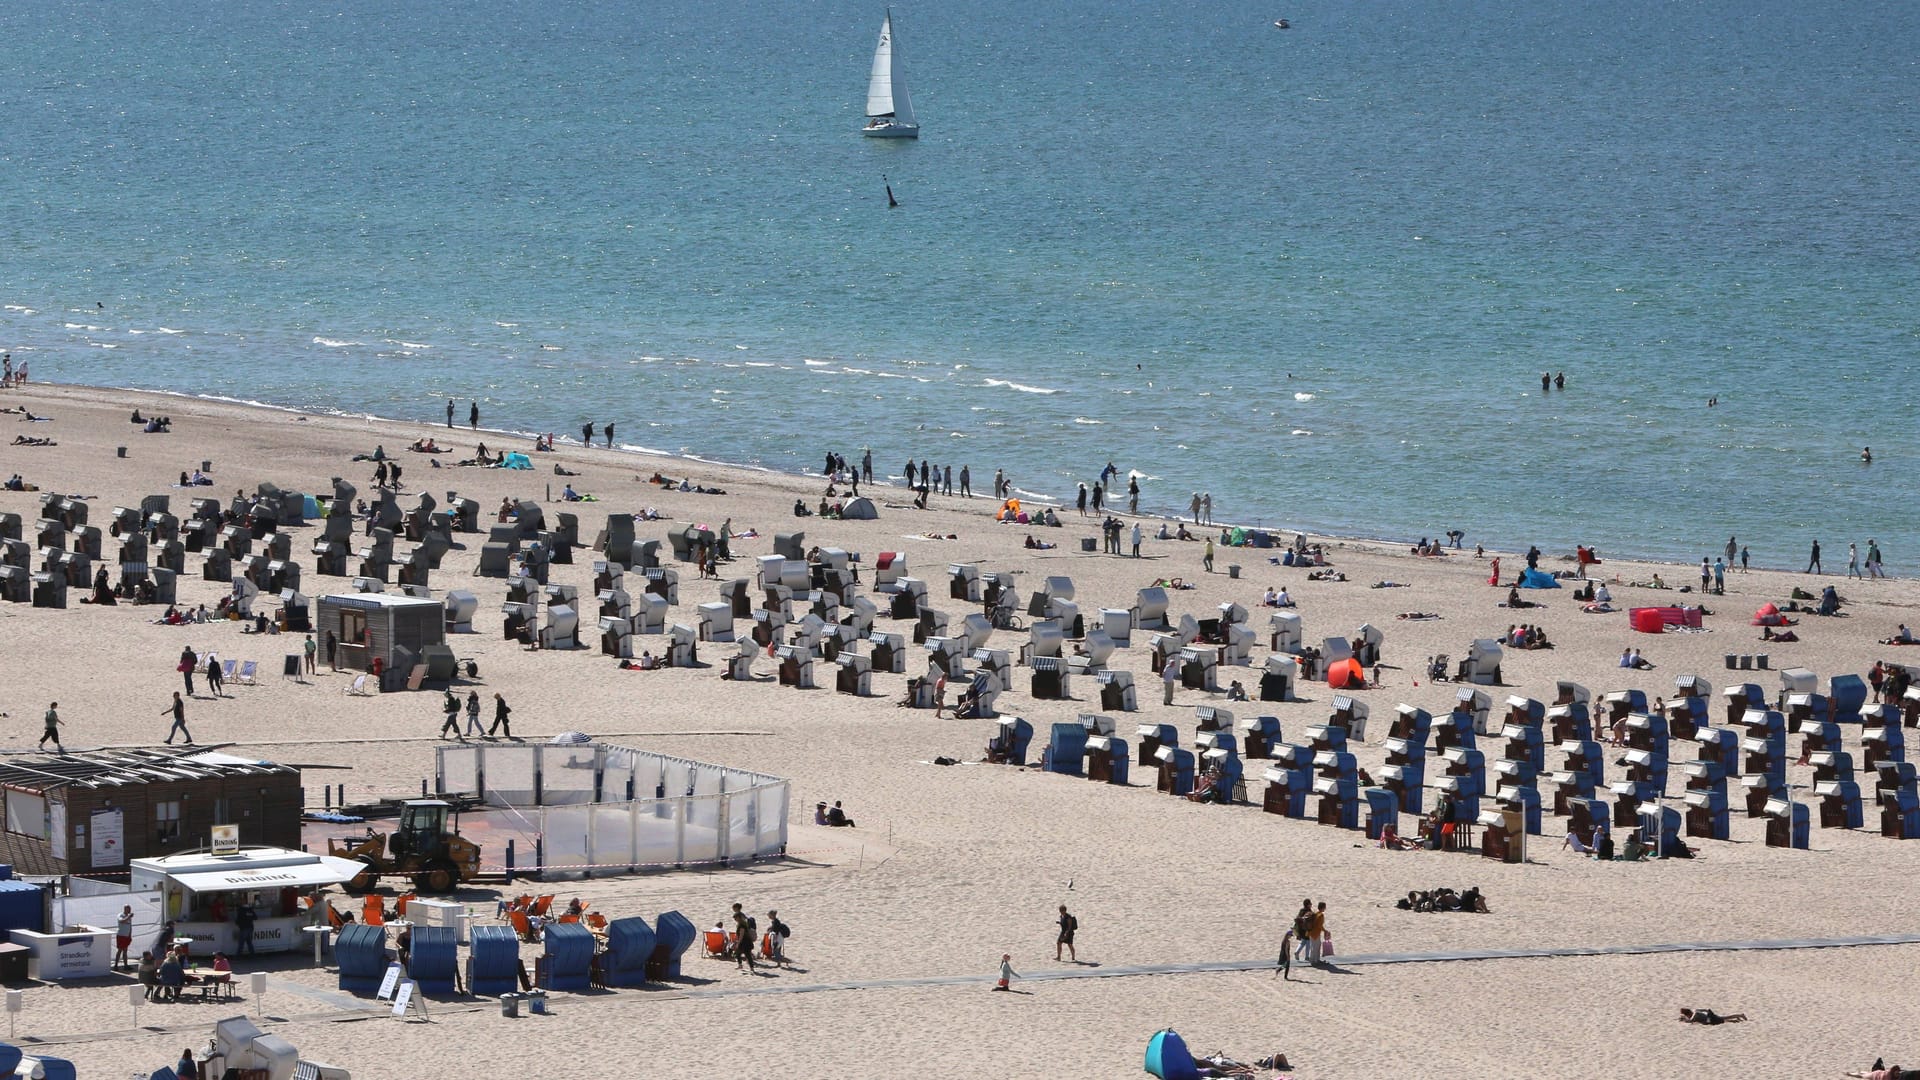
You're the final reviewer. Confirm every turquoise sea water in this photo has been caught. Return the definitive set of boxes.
[2,0,1916,565]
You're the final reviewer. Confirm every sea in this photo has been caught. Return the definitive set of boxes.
[3,0,1916,568]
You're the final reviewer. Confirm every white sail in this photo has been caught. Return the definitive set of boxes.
[865,12,915,125]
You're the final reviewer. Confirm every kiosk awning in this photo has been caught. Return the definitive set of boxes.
[171,855,365,893]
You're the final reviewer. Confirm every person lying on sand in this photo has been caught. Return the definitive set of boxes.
[11,435,56,446]
[1677,1007,1746,1025]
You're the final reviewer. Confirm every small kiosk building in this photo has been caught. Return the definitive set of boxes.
[316,592,446,675]
[131,842,363,955]
[0,749,302,877]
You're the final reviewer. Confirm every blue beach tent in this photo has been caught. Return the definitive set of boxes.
[1518,568,1560,589]
[501,452,533,470]
[1145,1029,1199,1080]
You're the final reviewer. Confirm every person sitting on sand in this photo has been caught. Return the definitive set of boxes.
[1225,680,1248,702]
[562,484,582,501]
[1176,523,1194,541]
[1506,587,1529,609]
[826,801,855,828]
[1377,824,1413,851]
[1677,1007,1747,1025]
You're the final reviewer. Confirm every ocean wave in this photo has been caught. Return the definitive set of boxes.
[803,359,832,367]
[983,378,1062,395]
[1073,417,1105,425]
[92,341,118,349]
[67,323,107,331]
[127,329,145,335]
[1294,392,1315,402]
[494,321,518,328]
[743,361,778,368]
[156,327,183,334]
[312,337,360,348]
[390,340,431,350]
[1291,429,1313,436]
[3,305,36,314]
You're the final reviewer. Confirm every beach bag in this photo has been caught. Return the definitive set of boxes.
[1321,934,1334,958]
[177,660,191,672]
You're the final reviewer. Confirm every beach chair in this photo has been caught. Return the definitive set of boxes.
[236,659,258,685]
[345,673,370,695]
[222,659,239,683]
[702,929,732,958]
[394,893,415,917]
[531,894,556,918]
[361,896,385,927]
[511,910,536,942]
[326,904,347,932]
[586,912,608,933]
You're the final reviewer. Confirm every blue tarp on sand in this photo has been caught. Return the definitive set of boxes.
[1145,1029,1199,1080]
[1518,568,1561,589]
[501,452,533,470]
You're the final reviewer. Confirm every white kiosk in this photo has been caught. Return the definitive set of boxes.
[131,838,363,957]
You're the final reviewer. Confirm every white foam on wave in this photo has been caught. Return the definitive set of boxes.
[1073,417,1104,425]
[540,345,562,351]
[1294,392,1315,402]
[92,341,117,349]
[3,305,36,315]
[391,340,431,350]
[313,337,360,348]
[734,344,749,350]
[1291,429,1313,436]
[156,327,183,335]
[127,329,145,335]
[803,358,833,367]
[744,361,778,369]
[494,321,518,328]
[949,431,968,438]
[983,378,1063,395]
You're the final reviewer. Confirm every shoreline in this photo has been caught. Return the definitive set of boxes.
[23,379,1809,580]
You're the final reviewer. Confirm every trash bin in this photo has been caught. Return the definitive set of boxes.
[116,447,127,459]
[526,989,549,1015]
[500,992,522,1018]
[1080,537,1097,552]
[0,944,28,985]
[1228,564,1240,579]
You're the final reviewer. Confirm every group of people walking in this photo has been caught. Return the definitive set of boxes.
[438,691,514,739]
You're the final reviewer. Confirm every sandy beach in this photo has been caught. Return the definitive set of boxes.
[1,381,1915,1079]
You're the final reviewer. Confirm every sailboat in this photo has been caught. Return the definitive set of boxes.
[863,10,919,138]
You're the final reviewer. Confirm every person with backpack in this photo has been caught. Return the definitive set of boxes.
[1055,904,1078,962]
[1292,899,1314,962]
[731,903,757,972]
[765,910,791,966]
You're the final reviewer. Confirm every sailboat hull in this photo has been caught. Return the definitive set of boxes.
[863,121,920,138]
